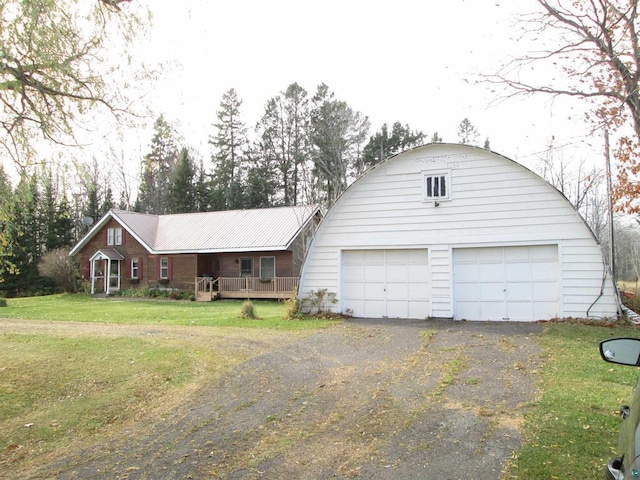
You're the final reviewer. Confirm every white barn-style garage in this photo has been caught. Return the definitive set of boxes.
[298,143,619,322]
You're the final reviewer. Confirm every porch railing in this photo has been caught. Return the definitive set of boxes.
[195,276,298,300]
[219,277,298,293]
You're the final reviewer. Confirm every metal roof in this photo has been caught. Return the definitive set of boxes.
[75,205,320,255]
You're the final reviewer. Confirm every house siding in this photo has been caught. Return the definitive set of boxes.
[214,251,294,278]
[298,144,618,321]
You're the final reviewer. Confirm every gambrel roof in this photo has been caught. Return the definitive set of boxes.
[70,205,322,255]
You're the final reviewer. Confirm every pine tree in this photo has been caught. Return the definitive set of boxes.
[209,89,249,210]
[167,147,197,213]
[256,83,311,206]
[0,164,17,283]
[457,118,480,145]
[309,83,370,206]
[137,115,179,214]
[359,122,425,173]
[4,174,42,293]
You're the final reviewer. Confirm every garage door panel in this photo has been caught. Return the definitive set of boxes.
[454,245,559,321]
[481,283,505,300]
[343,265,364,282]
[455,302,481,320]
[508,302,534,321]
[408,283,430,300]
[478,247,503,262]
[364,265,385,278]
[531,264,557,282]
[386,283,408,300]
[387,265,409,282]
[343,299,364,314]
[364,300,386,318]
[532,283,558,301]
[341,249,429,319]
[387,301,408,318]
[507,282,532,300]
[343,250,364,264]
[453,264,479,282]
[365,250,385,263]
[505,263,531,282]
[482,301,507,319]
[409,301,430,318]
[479,264,503,282]
[531,244,558,260]
[504,246,530,261]
[364,282,385,299]
[343,282,364,299]
[534,302,558,318]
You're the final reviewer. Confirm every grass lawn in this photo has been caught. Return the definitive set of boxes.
[503,321,640,479]
[0,294,337,475]
[1,294,639,479]
[0,293,332,329]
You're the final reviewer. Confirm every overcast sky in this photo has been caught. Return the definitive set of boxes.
[90,0,601,184]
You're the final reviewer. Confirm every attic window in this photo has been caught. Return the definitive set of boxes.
[107,227,123,245]
[423,171,451,201]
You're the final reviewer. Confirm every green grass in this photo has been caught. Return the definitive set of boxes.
[503,322,640,479]
[0,293,335,329]
[0,294,338,475]
[2,294,640,479]
[0,332,205,468]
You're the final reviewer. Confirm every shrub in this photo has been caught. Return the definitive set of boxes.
[301,288,337,314]
[240,300,258,319]
[38,248,79,292]
[283,289,301,320]
[0,298,7,307]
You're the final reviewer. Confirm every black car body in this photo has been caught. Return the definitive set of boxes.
[600,338,640,480]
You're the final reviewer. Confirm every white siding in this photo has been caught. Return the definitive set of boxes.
[298,144,618,321]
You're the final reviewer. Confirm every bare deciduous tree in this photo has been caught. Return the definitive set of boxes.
[0,0,148,169]
[485,0,640,212]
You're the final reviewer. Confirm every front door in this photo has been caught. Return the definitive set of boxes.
[240,258,253,277]
[108,260,121,293]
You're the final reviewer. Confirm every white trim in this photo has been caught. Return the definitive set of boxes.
[422,170,451,202]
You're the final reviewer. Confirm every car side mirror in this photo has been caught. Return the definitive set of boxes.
[600,338,640,367]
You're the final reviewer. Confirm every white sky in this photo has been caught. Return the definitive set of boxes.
[128,0,601,173]
[1,0,603,188]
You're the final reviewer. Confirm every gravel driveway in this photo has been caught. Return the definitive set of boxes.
[23,318,543,480]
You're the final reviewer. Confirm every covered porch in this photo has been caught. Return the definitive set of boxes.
[89,249,125,295]
[195,276,298,301]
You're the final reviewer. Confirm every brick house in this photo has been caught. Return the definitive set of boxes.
[69,205,322,300]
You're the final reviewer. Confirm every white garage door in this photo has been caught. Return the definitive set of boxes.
[453,245,559,321]
[341,249,430,319]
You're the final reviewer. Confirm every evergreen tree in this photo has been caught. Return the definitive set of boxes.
[39,167,72,252]
[167,147,197,213]
[194,160,210,212]
[309,83,370,206]
[137,115,179,214]
[209,89,249,210]
[4,174,42,293]
[256,83,311,206]
[244,151,275,208]
[0,165,17,283]
[430,131,443,143]
[457,118,480,145]
[359,122,425,173]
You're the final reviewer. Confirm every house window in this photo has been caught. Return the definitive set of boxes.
[107,227,123,246]
[131,257,139,279]
[160,257,169,279]
[240,258,253,277]
[260,256,275,279]
[423,172,451,201]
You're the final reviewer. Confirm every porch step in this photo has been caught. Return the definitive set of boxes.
[196,291,219,302]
